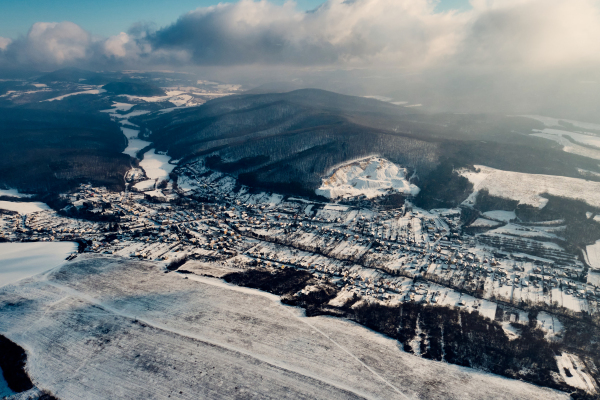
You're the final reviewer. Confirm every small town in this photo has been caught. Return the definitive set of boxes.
[2,174,597,337]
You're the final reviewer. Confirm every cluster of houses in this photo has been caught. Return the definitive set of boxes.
[1,180,599,319]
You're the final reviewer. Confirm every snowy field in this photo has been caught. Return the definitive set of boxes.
[0,256,568,400]
[483,210,516,222]
[0,242,76,287]
[470,218,502,228]
[532,130,600,161]
[521,115,600,160]
[523,115,600,132]
[587,240,600,271]
[0,200,50,214]
[43,88,106,102]
[316,157,419,199]
[460,165,600,209]
[0,188,32,198]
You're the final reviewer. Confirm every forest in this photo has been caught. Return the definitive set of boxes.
[133,89,600,210]
[0,105,131,193]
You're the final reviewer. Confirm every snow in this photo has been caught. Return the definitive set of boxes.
[123,91,199,108]
[556,353,597,392]
[586,240,600,271]
[0,256,569,400]
[483,210,516,222]
[537,128,600,149]
[0,370,14,397]
[139,150,174,181]
[0,188,32,198]
[536,311,563,339]
[363,95,393,102]
[522,115,600,132]
[501,322,521,340]
[43,88,106,102]
[132,179,156,191]
[532,131,600,161]
[0,201,50,214]
[470,218,501,228]
[578,168,600,178]
[587,271,600,287]
[0,242,76,287]
[123,137,151,158]
[0,369,15,398]
[100,101,134,112]
[460,165,600,209]
[316,157,420,199]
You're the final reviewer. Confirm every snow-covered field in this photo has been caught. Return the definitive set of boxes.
[0,256,569,400]
[587,240,600,271]
[460,165,600,209]
[0,188,32,198]
[470,218,502,228]
[0,242,76,287]
[316,157,419,199]
[43,88,106,102]
[483,210,516,222]
[0,200,50,214]
[523,115,600,132]
[521,115,600,160]
[532,130,600,161]
[123,90,200,107]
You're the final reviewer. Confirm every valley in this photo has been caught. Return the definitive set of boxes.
[1,73,600,399]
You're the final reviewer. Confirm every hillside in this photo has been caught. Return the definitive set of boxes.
[133,89,600,205]
[0,107,130,193]
[102,81,166,97]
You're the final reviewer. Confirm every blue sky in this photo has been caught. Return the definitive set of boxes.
[0,0,472,38]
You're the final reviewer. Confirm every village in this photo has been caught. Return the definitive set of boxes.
[1,176,598,339]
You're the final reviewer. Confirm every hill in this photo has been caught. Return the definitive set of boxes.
[102,81,166,97]
[0,107,130,193]
[132,89,600,205]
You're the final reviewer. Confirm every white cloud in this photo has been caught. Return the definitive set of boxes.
[2,0,600,71]
[0,37,11,51]
[22,22,91,64]
[104,32,130,58]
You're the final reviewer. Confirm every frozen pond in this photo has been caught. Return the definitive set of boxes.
[0,201,50,214]
[0,242,77,287]
[139,150,174,181]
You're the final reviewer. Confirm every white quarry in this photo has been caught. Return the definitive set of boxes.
[316,157,420,199]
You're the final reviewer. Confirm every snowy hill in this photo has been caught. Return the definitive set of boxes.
[315,157,420,199]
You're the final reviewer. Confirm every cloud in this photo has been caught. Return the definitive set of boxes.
[148,0,465,67]
[2,0,600,71]
[15,22,91,65]
[1,0,599,118]
[0,37,11,51]
[460,0,600,69]
[143,0,600,71]
[103,32,130,58]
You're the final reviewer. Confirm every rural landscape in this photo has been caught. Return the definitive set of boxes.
[2,0,600,399]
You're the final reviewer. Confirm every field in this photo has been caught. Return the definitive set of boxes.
[0,256,569,400]
[0,242,76,287]
[588,240,600,271]
[460,165,600,209]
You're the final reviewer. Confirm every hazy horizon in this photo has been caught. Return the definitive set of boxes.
[1,0,600,119]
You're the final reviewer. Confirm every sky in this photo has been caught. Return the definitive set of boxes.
[0,0,599,118]
[0,0,471,38]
